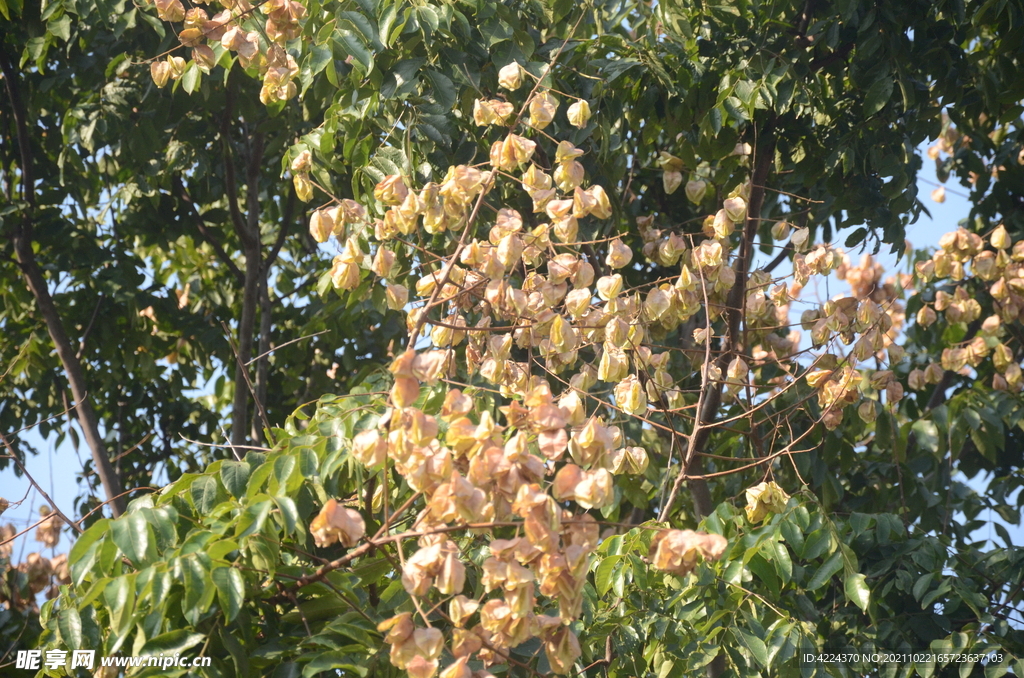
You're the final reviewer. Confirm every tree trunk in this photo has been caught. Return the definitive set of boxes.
[231,239,262,447]
[252,277,272,444]
[222,74,265,448]
[1,48,126,516]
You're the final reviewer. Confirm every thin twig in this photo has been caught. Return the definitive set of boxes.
[178,434,273,452]
[246,330,330,366]
[0,431,83,533]
[76,295,104,360]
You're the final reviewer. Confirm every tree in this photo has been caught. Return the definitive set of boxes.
[6,0,1024,675]
[0,0,406,517]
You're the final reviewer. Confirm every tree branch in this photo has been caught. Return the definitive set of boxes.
[1,432,83,534]
[76,294,104,360]
[664,118,777,522]
[809,43,854,72]
[253,278,273,444]
[221,74,249,242]
[172,174,244,284]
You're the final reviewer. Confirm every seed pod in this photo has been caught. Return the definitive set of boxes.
[567,99,591,128]
[684,179,706,204]
[662,170,682,195]
[498,62,522,90]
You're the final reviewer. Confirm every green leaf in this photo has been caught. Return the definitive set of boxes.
[212,567,245,622]
[309,43,332,75]
[801,529,830,560]
[69,518,109,566]
[181,555,212,616]
[273,455,297,489]
[595,555,623,596]
[181,63,201,94]
[161,473,199,500]
[845,227,867,248]
[57,604,83,650]
[733,627,769,668]
[844,573,870,611]
[416,5,440,34]
[807,550,843,591]
[191,475,220,513]
[104,576,135,634]
[274,495,300,536]
[139,630,206,657]
[379,2,403,47]
[110,512,149,564]
[748,553,780,594]
[46,13,71,41]
[772,541,793,584]
[912,420,940,453]
[302,651,369,677]
[141,507,178,552]
[913,573,934,601]
[298,448,319,477]
[326,618,379,648]
[863,75,894,116]
[371,146,406,177]
[221,461,251,498]
[338,10,384,51]
[424,69,457,109]
[334,29,373,77]
[236,499,274,538]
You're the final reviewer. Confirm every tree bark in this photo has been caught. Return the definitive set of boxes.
[252,277,272,444]
[251,190,294,444]
[222,72,265,448]
[1,48,126,516]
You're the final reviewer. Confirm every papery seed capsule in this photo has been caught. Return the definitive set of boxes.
[991,224,1011,250]
[386,283,408,310]
[663,170,682,195]
[771,220,790,241]
[723,196,746,223]
[908,369,926,390]
[375,175,408,205]
[498,62,522,90]
[684,179,706,204]
[150,60,171,88]
[858,400,877,423]
[309,209,333,243]
[791,227,810,252]
[528,91,558,130]
[293,173,313,202]
[567,99,591,128]
[605,238,633,269]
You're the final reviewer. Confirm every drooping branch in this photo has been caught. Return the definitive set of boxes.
[0,47,126,516]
